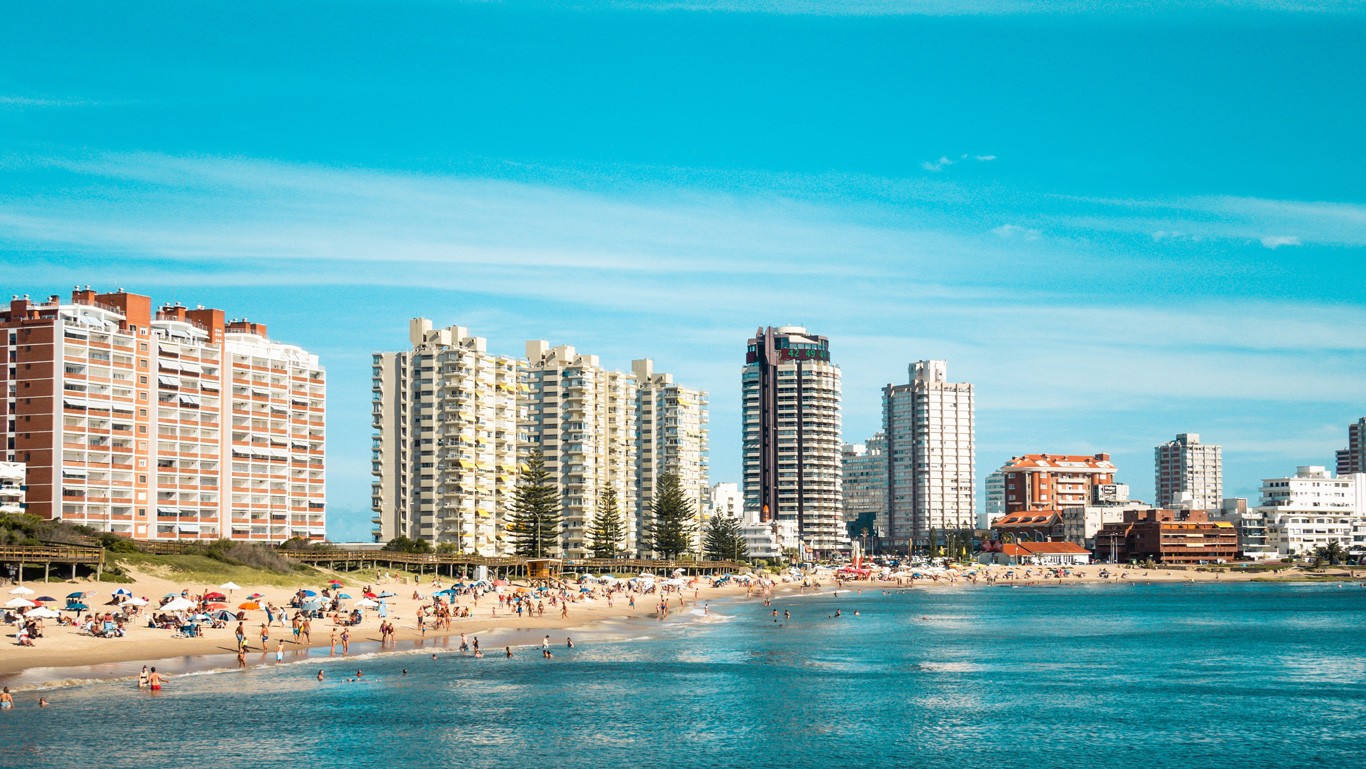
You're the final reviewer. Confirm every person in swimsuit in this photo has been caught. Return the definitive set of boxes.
[0,687,14,709]
[138,666,149,689]
[147,668,163,692]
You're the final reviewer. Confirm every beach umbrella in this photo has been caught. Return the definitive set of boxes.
[162,597,195,612]
[9,586,34,596]
[5,597,36,608]
[127,597,148,606]
[205,602,227,610]
[113,588,133,597]
[301,600,322,612]
[163,593,179,599]
[26,606,61,619]
[363,591,377,599]
[378,591,396,598]
[300,589,317,597]
[210,609,236,622]
[64,602,89,611]
[337,593,353,599]
[66,591,88,599]
[355,598,378,608]
[35,595,58,603]
[238,601,261,611]
[203,592,226,601]
[220,581,241,600]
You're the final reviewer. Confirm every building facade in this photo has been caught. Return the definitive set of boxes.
[1154,433,1223,510]
[741,326,845,555]
[883,360,975,552]
[633,359,709,547]
[523,341,639,558]
[370,320,522,553]
[999,453,1117,514]
[1337,417,1366,476]
[983,469,1006,530]
[1,289,325,541]
[1259,466,1364,557]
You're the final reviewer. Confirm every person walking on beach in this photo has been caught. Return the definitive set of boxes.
[259,623,269,650]
[237,650,246,669]
[340,628,350,654]
[329,628,337,655]
[301,617,311,645]
[276,639,285,663]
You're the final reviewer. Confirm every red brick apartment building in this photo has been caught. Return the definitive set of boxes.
[999,453,1117,514]
[1,288,325,541]
[1093,509,1237,564]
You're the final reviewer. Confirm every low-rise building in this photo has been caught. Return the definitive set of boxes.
[978,541,1091,566]
[990,510,1063,542]
[1093,509,1238,564]
[1258,466,1364,558]
[1059,484,1145,549]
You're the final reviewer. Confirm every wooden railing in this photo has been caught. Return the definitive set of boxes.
[0,545,105,564]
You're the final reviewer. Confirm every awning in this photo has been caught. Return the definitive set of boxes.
[158,507,181,515]
[176,524,201,533]
[178,394,202,406]
[62,468,88,478]
[180,362,203,373]
[158,375,181,387]
[199,381,220,391]
[159,360,184,372]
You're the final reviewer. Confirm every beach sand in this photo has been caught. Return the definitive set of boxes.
[2,561,1357,689]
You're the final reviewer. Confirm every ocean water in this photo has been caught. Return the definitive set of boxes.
[4,582,1364,769]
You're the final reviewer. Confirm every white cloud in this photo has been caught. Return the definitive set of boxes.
[921,155,954,172]
[991,223,1040,240]
[1259,235,1302,249]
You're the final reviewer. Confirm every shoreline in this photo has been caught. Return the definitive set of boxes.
[4,563,1361,691]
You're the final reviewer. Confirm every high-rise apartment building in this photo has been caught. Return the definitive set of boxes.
[883,360,975,551]
[1337,417,1366,476]
[1155,433,1223,510]
[742,326,845,555]
[743,323,846,554]
[633,359,709,545]
[998,453,1116,514]
[370,320,522,553]
[1,288,325,541]
[523,341,638,558]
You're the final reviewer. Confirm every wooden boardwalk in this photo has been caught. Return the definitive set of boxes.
[0,544,105,583]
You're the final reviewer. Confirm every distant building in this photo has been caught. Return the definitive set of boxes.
[1093,509,1238,564]
[998,453,1117,514]
[1060,485,1147,549]
[842,435,886,544]
[1214,498,1275,560]
[741,326,846,556]
[1155,433,1222,510]
[883,360,975,552]
[982,469,1006,530]
[1337,417,1366,476]
[0,462,24,514]
[705,482,743,522]
[1259,466,1365,558]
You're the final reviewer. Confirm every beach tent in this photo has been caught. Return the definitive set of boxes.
[210,609,237,622]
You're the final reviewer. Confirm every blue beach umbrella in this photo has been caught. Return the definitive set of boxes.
[301,590,318,597]
[66,591,88,599]
[337,593,353,599]
[64,602,89,611]
[378,591,396,598]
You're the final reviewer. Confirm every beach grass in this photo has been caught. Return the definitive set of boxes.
[113,552,340,589]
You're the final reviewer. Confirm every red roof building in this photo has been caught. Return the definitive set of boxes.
[980,540,1092,566]
[998,453,1117,514]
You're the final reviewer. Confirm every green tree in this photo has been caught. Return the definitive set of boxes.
[382,536,431,554]
[644,472,696,559]
[588,486,626,559]
[1315,540,1346,566]
[509,450,563,558]
[702,514,748,562]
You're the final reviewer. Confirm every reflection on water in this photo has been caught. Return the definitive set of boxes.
[3,582,1364,769]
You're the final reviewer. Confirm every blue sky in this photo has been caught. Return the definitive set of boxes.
[2,1,1363,541]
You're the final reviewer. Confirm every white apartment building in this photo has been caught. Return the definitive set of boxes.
[883,360,975,552]
[742,326,846,556]
[523,341,638,558]
[1155,433,1223,510]
[0,461,24,514]
[634,359,709,549]
[1260,466,1365,557]
[1,289,325,542]
[371,320,522,553]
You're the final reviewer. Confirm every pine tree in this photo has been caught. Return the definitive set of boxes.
[588,486,625,559]
[702,513,748,562]
[644,472,696,559]
[508,450,563,558]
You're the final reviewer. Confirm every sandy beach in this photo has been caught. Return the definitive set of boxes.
[2,561,1359,689]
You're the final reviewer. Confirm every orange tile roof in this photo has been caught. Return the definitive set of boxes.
[1000,453,1116,472]
[1016,541,1091,555]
